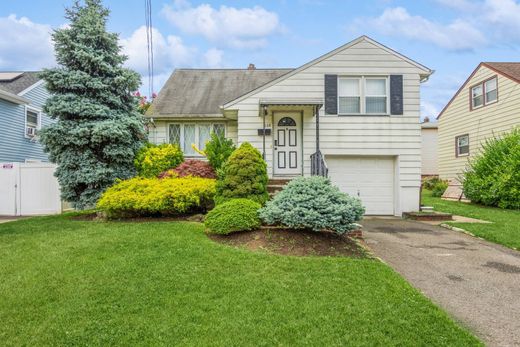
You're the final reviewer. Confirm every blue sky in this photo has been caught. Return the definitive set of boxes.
[1,0,520,119]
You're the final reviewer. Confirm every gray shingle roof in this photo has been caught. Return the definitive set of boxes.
[0,71,41,94]
[152,69,293,116]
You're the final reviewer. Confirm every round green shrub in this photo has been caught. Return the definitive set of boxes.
[134,143,184,178]
[463,129,520,209]
[259,176,365,235]
[215,142,268,205]
[204,198,261,235]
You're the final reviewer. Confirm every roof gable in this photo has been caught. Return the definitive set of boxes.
[437,62,520,119]
[223,35,433,108]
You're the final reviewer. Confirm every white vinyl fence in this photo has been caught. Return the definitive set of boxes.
[0,162,62,216]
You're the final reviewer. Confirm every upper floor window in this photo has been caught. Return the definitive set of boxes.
[456,134,469,157]
[25,107,40,138]
[338,76,388,115]
[471,77,497,110]
[168,123,225,156]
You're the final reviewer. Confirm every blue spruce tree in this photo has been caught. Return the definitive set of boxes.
[40,0,145,209]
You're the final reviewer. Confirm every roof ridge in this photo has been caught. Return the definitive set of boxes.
[175,68,294,71]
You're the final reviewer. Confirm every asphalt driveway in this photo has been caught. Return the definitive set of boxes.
[362,217,520,347]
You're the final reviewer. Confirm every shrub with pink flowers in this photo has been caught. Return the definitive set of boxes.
[159,159,217,179]
[134,91,157,115]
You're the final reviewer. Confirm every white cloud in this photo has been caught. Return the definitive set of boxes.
[204,48,224,68]
[482,0,520,39]
[121,25,195,76]
[358,7,486,51]
[435,0,520,42]
[161,1,280,49]
[420,101,441,120]
[0,15,55,70]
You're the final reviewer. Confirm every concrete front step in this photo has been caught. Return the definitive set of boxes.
[267,177,295,197]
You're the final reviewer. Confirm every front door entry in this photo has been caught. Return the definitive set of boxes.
[273,113,302,175]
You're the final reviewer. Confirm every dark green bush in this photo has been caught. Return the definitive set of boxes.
[205,133,236,171]
[215,142,268,205]
[431,180,448,198]
[463,129,520,209]
[204,198,261,235]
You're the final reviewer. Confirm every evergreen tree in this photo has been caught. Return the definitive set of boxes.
[40,0,145,209]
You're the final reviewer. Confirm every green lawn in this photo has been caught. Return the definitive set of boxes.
[0,215,480,346]
[422,190,520,250]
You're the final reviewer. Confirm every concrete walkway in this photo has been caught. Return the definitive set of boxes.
[362,217,520,347]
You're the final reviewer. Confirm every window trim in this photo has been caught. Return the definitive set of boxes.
[455,134,470,157]
[167,122,226,156]
[469,75,498,111]
[24,105,41,138]
[337,76,389,116]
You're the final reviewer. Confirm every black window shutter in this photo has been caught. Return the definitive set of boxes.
[390,75,403,115]
[324,74,338,115]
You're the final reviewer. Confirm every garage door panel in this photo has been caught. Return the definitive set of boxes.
[326,156,395,215]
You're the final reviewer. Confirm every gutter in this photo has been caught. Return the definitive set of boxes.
[0,89,30,105]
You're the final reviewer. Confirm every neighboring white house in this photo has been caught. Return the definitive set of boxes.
[421,121,438,177]
[148,36,433,216]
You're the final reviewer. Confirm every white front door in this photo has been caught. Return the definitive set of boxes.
[273,113,302,175]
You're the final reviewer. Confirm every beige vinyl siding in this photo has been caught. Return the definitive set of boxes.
[438,66,520,181]
[421,128,438,175]
[148,120,238,146]
[229,39,426,214]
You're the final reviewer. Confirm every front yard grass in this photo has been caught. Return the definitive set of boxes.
[422,189,520,250]
[0,214,480,346]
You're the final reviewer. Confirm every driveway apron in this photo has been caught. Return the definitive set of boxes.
[362,217,520,347]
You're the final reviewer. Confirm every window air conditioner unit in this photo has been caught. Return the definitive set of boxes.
[26,127,37,137]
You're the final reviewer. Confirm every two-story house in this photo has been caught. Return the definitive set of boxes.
[437,62,520,183]
[0,71,52,163]
[147,36,433,215]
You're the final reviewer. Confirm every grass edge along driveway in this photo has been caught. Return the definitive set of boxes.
[422,189,520,250]
[0,214,480,346]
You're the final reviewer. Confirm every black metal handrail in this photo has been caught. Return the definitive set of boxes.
[310,150,328,177]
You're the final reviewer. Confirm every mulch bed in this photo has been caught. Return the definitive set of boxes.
[208,228,368,258]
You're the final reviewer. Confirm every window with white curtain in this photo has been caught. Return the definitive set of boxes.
[471,76,497,109]
[168,123,226,156]
[338,76,388,115]
[365,78,387,114]
[338,78,361,114]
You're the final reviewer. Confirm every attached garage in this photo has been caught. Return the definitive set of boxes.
[326,156,396,215]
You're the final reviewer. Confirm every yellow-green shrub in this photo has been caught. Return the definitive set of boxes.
[134,143,184,178]
[97,176,216,218]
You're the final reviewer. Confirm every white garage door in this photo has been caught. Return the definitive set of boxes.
[327,156,395,215]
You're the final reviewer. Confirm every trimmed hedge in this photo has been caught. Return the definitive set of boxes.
[259,176,365,235]
[134,143,184,178]
[204,198,261,235]
[215,142,268,205]
[97,176,215,218]
[159,159,216,179]
[463,129,520,209]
